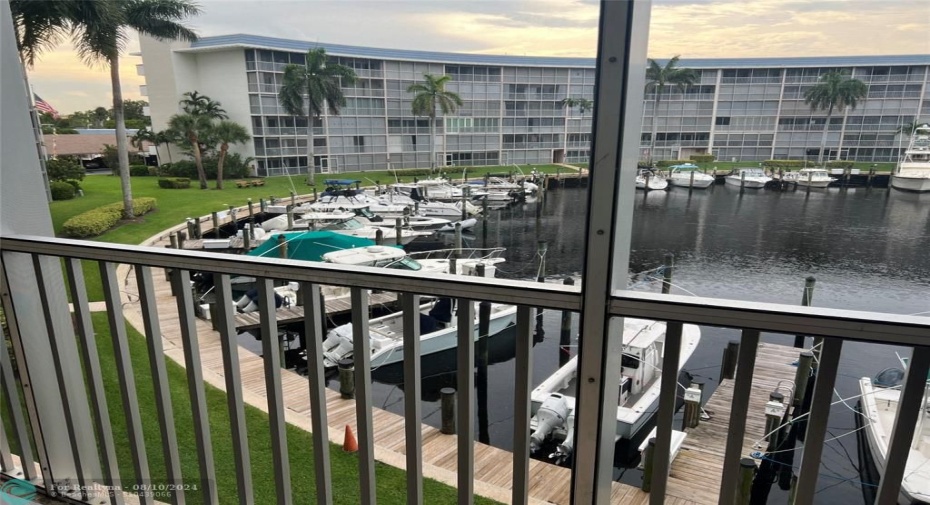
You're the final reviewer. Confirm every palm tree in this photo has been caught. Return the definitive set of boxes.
[73,0,200,217]
[130,127,156,163]
[804,70,867,164]
[561,97,593,119]
[645,56,697,163]
[10,0,117,66]
[168,113,212,189]
[279,48,357,185]
[408,74,463,172]
[154,129,179,163]
[92,106,109,128]
[212,120,251,190]
[180,91,228,119]
[896,120,926,137]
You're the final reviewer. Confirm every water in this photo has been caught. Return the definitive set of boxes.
[246,183,930,502]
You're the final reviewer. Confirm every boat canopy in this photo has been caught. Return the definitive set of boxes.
[247,230,377,261]
[323,179,362,186]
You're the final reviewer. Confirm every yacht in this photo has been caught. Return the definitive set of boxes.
[782,168,836,188]
[891,124,930,192]
[725,168,772,189]
[261,212,430,245]
[636,169,669,191]
[667,163,715,189]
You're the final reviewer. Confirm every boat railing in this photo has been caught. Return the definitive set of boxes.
[0,234,926,505]
[406,247,507,263]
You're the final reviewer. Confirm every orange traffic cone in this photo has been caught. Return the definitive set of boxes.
[343,424,358,453]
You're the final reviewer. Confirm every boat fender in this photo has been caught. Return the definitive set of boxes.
[530,394,570,452]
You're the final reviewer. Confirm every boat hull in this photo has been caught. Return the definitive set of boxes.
[794,179,833,188]
[669,176,714,189]
[891,175,930,192]
[725,177,767,189]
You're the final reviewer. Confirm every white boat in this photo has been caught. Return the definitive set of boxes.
[636,170,669,191]
[892,124,930,193]
[369,189,481,218]
[667,163,715,189]
[393,178,488,203]
[320,299,517,368]
[436,218,477,232]
[782,168,836,188]
[726,168,772,189]
[529,319,700,461]
[859,361,930,504]
[261,212,430,246]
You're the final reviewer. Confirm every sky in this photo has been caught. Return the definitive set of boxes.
[24,0,930,114]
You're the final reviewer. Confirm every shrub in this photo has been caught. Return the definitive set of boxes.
[762,160,816,169]
[825,160,854,169]
[386,167,475,178]
[49,181,76,201]
[130,165,151,176]
[148,166,159,176]
[161,154,252,180]
[158,177,191,189]
[655,160,691,168]
[689,154,715,163]
[46,157,85,182]
[61,198,157,237]
[64,179,82,191]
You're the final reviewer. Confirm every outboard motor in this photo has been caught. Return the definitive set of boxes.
[530,393,570,453]
[321,323,355,366]
[410,188,424,202]
[550,412,575,464]
[428,298,454,327]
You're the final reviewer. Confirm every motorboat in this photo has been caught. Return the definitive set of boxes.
[636,169,669,191]
[437,218,478,232]
[891,124,930,192]
[725,168,772,189]
[392,178,488,203]
[667,163,715,189]
[781,168,836,188]
[529,319,700,461]
[320,298,517,368]
[371,189,480,218]
[859,358,930,503]
[261,212,430,246]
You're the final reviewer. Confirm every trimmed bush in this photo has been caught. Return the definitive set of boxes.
[158,177,191,189]
[762,160,816,169]
[689,154,715,163]
[47,157,85,182]
[64,179,82,191]
[825,160,854,169]
[61,198,157,237]
[160,153,252,180]
[50,181,76,201]
[130,165,151,176]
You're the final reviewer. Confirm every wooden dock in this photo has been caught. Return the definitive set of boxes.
[668,342,802,501]
[232,291,399,330]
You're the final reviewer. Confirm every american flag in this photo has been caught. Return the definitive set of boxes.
[33,94,60,119]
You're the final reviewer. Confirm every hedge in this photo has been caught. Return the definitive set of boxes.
[825,161,855,169]
[689,154,715,163]
[656,160,691,168]
[159,153,252,180]
[158,177,191,189]
[64,180,82,191]
[761,160,816,169]
[130,165,151,176]
[389,167,475,177]
[61,198,158,238]
[50,181,76,201]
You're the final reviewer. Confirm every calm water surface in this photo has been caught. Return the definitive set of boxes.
[263,183,928,503]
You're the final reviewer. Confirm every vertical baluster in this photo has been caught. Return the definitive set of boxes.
[100,261,153,505]
[301,282,332,505]
[256,279,292,505]
[0,257,47,485]
[875,345,930,503]
[64,259,122,505]
[456,299,475,504]
[649,321,684,504]
[213,275,254,505]
[170,269,218,505]
[717,329,760,505]
[135,266,185,505]
[0,395,13,472]
[401,293,422,505]
[32,256,88,499]
[350,287,376,504]
[512,306,533,505]
[793,337,843,505]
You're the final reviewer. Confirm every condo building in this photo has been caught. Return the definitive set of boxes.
[139,34,930,176]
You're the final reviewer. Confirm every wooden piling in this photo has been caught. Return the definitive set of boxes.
[277,234,288,259]
[440,387,456,434]
[454,223,463,252]
[662,253,674,294]
[560,277,574,367]
[736,458,755,504]
[286,209,295,231]
[212,211,220,237]
[741,170,746,189]
[375,229,383,245]
[177,230,187,249]
[721,340,739,380]
[641,437,656,492]
[792,351,813,408]
[764,392,786,452]
[243,231,250,250]
[682,385,702,430]
[260,198,266,213]
[338,359,355,399]
[169,233,178,249]
[461,186,468,221]
[290,190,296,207]
[689,169,695,191]
[793,276,816,347]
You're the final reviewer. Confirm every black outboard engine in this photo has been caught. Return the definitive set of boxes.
[410,188,424,202]
[428,298,454,327]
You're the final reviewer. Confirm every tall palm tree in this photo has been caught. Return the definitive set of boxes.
[168,113,212,189]
[279,48,357,185]
[408,74,463,172]
[155,129,179,163]
[180,91,228,119]
[804,70,867,164]
[561,97,594,155]
[645,56,697,163]
[212,120,250,190]
[895,120,925,137]
[74,0,200,217]
[130,127,156,162]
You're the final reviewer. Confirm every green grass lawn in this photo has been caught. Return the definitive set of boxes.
[88,311,497,505]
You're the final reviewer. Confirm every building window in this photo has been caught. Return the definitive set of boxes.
[354,136,365,152]
[715,117,731,126]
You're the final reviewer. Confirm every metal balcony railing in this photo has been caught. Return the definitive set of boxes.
[0,234,927,505]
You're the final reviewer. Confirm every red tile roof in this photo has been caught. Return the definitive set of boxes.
[46,134,151,156]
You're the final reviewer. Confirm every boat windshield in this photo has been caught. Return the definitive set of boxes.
[381,257,423,271]
[324,218,363,230]
[740,169,765,176]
